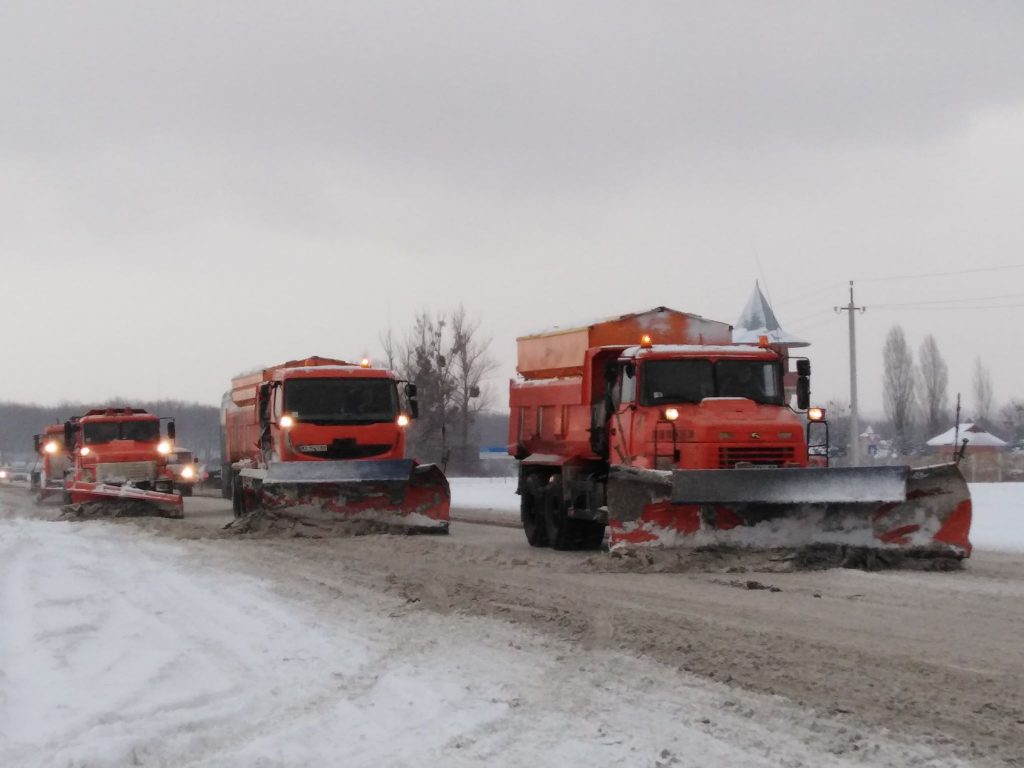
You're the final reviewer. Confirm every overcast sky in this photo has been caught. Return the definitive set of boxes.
[2,1,1023,419]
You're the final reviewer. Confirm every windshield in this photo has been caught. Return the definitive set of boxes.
[83,420,160,444]
[640,359,784,406]
[284,378,398,425]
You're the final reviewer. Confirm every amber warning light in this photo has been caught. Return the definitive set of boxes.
[640,334,653,349]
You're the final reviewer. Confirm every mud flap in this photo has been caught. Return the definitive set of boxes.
[231,459,450,536]
[606,463,971,562]
[62,481,184,519]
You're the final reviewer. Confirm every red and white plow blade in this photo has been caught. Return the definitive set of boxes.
[606,463,971,561]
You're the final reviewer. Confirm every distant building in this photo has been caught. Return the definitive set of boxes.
[926,423,1007,457]
[732,282,809,349]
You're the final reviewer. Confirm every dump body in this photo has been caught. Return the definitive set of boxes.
[509,307,971,562]
[222,356,449,532]
[64,408,183,517]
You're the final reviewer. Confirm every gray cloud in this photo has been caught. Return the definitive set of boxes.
[2,1,1024,416]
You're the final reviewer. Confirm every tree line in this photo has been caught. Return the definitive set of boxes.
[880,325,1021,453]
[1,305,510,473]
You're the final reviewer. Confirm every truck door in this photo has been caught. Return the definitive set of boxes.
[609,363,639,466]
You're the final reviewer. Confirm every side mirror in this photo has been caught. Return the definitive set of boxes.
[33,435,40,453]
[796,359,811,377]
[410,399,420,419]
[624,362,636,379]
[405,383,418,398]
[796,377,811,410]
[167,420,176,441]
[604,363,618,384]
[64,421,74,450]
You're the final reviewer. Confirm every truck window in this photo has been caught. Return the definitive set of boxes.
[640,360,714,405]
[121,421,160,442]
[83,423,120,444]
[284,378,398,425]
[620,365,637,405]
[715,361,784,405]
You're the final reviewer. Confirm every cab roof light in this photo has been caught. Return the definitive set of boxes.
[640,334,653,349]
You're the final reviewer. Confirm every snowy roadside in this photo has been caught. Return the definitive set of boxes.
[449,477,1024,552]
[0,502,971,767]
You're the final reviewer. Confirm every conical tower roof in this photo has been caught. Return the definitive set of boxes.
[732,283,809,347]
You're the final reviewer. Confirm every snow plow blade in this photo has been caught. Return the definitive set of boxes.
[606,463,971,563]
[237,459,450,535]
[63,481,184,519]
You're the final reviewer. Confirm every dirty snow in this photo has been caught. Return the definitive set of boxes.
[0,497,970,768]
[450,477,1024,552]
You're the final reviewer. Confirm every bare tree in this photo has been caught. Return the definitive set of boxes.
[998,399,1024,444]
[883,325,916,454]
[917,335,948,438]
[450,306,498,472]
[381,306,496,472]
[972,357,995,426]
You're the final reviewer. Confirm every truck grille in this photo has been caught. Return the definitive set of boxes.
[96,461,157,483]
[718,446,796,468]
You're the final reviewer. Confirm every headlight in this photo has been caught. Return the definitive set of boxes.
[181,466,195,479]
[279,415,295,428]
[663,408,680,421]
[397,414,410,427]
[80,446,91,457]
[807,407,826,422]
[157,441,171,455]
[44,441,59,454]
[0,470,7,479]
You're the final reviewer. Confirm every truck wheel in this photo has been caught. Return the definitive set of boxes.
[231,474,245,518]
[577,521,606,550]
[521,474,549,547]
[221,464,232,499]
[544,476,574,551]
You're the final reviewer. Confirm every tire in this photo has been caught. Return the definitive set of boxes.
[520,474,549,547]
[577,521,607,551]
[221,464,232,499]
[544,475,606,551]
[231,473,245,518]
[543,475,573,550]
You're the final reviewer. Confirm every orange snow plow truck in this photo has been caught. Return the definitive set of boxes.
[62,408,184,517]
[31,422,72,503]
[508,307,971,564]
[223,356,450,533]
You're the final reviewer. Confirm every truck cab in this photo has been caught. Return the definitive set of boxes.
[31,423,72,498]
[224,357,416,473]
[66,408,177,495]
[604,342,808,471]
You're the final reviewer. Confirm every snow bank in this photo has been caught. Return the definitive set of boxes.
[449,476,519,512]
[968,483,1024,552]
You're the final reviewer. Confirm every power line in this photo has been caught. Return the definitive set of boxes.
[872,291,1024,308]
[874,303,1024,311]
[856,263,1024,284]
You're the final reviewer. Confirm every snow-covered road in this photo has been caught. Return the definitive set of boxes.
[0,496,984,767]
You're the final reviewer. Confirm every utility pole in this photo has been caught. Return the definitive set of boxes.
[835,281,866,464]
